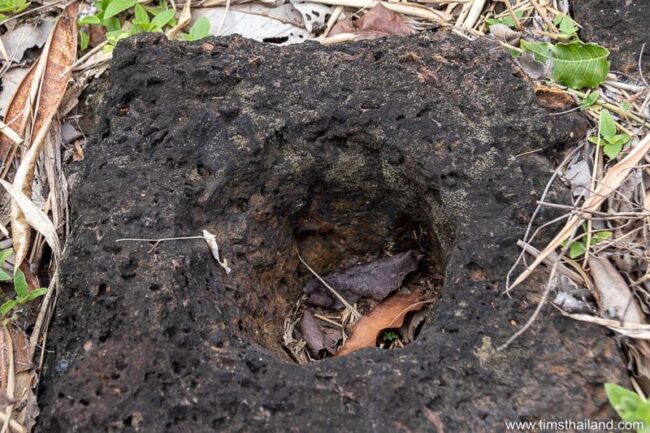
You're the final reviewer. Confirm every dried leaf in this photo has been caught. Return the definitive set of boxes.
[10,2,78,271]
[489,23,520,45]
[515,51,549,80]
[564,159,592,198]
[330,4,412,39]
[304,250,420,308]
[0,180,61,262]
[300,311,325,355]
[0,19,55,63]
[0,68,30,117]
[589,256,643,324]
[398,308,428,343]
[290,0,332,34]
[0,64,36,173]
[337,292,432,356]
[511,132,650,289]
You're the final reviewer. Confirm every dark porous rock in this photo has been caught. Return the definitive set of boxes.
[38,32,624,433]
[572,0,650,75]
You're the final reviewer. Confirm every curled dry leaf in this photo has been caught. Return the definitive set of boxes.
[489,23,520,45]
[589,256,643,324]
[330,4,412,40]
[9,1,78,272]
[515,51,549,81]
[337,291,433,356]
[398,308,428,343]
[304,250,421,308]
[300,310,325,355]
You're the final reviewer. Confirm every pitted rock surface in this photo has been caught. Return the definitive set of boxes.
[38,32,626,433]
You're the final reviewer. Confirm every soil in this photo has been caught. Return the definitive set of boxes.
[37,31,627,432]
[572,0,650,75]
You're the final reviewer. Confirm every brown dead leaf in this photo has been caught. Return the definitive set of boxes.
[534,85,576,112]
[300,311,325,355]
[337,291,432,356]
[10,1,78,272]
[0,64,36,175]
[330,4,412,40]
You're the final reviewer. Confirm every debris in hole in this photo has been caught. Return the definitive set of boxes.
[303,250,421,308]
[286,251,435,362]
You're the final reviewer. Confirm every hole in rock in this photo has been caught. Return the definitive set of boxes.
[220,173,448,363]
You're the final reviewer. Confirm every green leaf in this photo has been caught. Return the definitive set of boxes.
[79,30,90,51]
[520,40,610,89]
[0,270,11,282]
[554,13,577,37]
[580,91,599,109]
[0,300,18,316]
[26,287,47,301]
[133,3,149,26]
[151,8,175,30]
[106,29,130,45]
[599,109,617,138]
[486,10,523,28]
[13,269,28,298]
[605,383,650,432]
[189,16,210,41]
[587,135,602,146]
[79,15,102,25]
[104,16,121,32]
[591,231,612,245]
[104,0,136,19]
[605,133,630,146]
[0,248,13,266]
[568,241,586,259]
[603,142,623,159]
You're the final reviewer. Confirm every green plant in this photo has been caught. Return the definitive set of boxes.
[562,227,612,259]
[0,267,47,316]
[580,91,599,110]
[0,0,30,20]
[0,248,13,282]
[178,16,211,42]
[554,13,578,38]
[606,383,650,433]
[381,330,399,343]
[588,109,630,159]
[78,0,178,52]
[485,10,523,28]
[520,39,610,89]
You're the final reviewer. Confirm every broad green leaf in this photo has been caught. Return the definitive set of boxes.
[0,248,13,265]
[189,16,210,41]
[133,3,149,26]
[151,8,175,29]
[591,231,612,244]
[486,10,523,28]
[104,16,121,32]
[79,30,90,51]
[603,142,622,159]
[587,135,602,146]
[26,287,47,301]
[0,300,17,316]
[554,13,577,37]
[605,384,650,432]
[104,0,136,19]
[79,15,102,25]
[13,269,28,298]
[0,270,11,281]
[599,109,617,138]
[580,91,599,109]
[605,134,630,146]
[568,241,585,259]
[520,40,610,89]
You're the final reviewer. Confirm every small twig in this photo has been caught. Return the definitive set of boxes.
[298,254,361,319]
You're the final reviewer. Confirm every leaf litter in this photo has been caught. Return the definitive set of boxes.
[285,250,437,362]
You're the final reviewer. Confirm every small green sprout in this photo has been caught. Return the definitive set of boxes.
[588,109,631,159]
[606,383,650,433]
[179,16,211,42]
[580,91,599,110]
[554,13,578,38]
[0,249,48,317]
[562,228,612,259]
[381,330,400,343]
[485,10,523,28]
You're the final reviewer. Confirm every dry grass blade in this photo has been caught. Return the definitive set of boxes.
[166,0,192,39]
[9,1,78,271]
[1,180,61,262]
[337,291,432,356]
[510,132,650,290]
